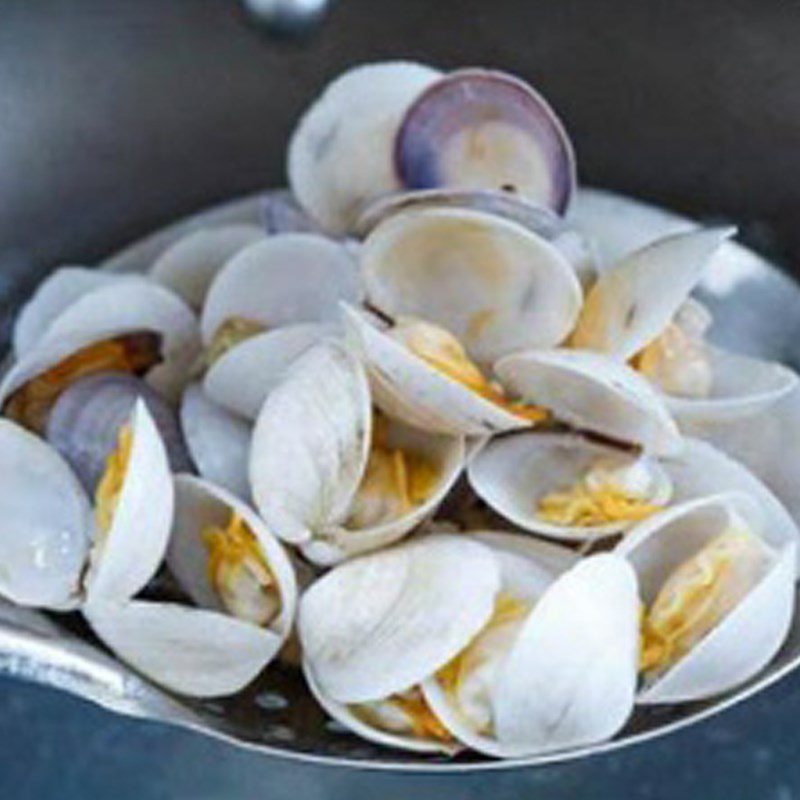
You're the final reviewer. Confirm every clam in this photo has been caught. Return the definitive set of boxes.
[3,280,201,411]
[468,431,673,541]
[46,372,193,492]
[300,532,639,757]
[0,400,172,610]
[12,266,143,357]
[342,304,545,436]
[468,430,800,545]
[395,68,576,215]
[203,323,333,420]
[180,384,251,499]
[360,204,582,365]
[0,328,164,434]
[300,534,501,753]
[570,227,798,423]
[249,339,466,565]
[356,189,597,287]
[82,448,296,698]
[149,224,264,310]
[496,349,683,455]
[288,61,442,234]
[422,552,639,757]
[199,233,358,350]
[616,492,797,703]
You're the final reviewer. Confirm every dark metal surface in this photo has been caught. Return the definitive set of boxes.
[1,0,800,795]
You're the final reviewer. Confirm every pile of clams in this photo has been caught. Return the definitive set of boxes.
[1,60,799,762]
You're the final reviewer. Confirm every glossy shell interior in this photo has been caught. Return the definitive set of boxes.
[2,188,800,772]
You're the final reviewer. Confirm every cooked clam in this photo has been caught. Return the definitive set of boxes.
[616,492,797,703]
[203,323,333,420]
[343,305,547,436]
[0,400,172,610]
[299,535,501,753]
[250,339,466,565]
[85,467,297,698]
[360,204,582,365]
[570,224,798,423]
[496,349,682,455]
[199,234,358,361]
[12,267,143,357]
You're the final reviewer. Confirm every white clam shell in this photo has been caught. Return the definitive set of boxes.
[204,323,333,420]
[492,554,639,755]
[200,234,359,344]
[249,338,465,565]
[496,349,683,455]
[469,530,581,576]
[342,304,529,436]
[424,554,639,757]
[571,227,734,360]
[303,664,460,755]
[666,345,799,425]
[180,384,251,499]
[300,534,501,703]
[361,205,583,365]
[34,280,200,401]
[166,474,296,645]
[250,340,371,546]
[84,598,284,698]
[13,267,142,357]
[0,419,91,609]
[84,399,174,605]
[468,431,672,541]
[288,61,441,234]
[616,492,797,703]
[149,224,264,310]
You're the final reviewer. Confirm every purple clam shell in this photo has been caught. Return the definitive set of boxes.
[46,372,194,492]
[395,69,577,215]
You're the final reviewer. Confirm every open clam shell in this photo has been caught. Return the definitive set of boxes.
[342,304,533,436]
[12,267,142,357]
[665,345,799,425]
[360,205,582,365]
[203,323,333,420]
[0,328,164,433]
[0,419,92,610]
[395,68,576,215]
[84,460,296,699]
[250,339,466,565]
[149,224,264,310]
[300,534,501,703]
[180,384,251,499]
[422,553,639,757]
[356,189,597,287]
[166,474,296,647]
[571,228,734,360]
[287,61,441,235]
[32,280,200,401]
[468,432,800,546]
[616,492,797,704]
[84,399,174,605]
[200,234,359,344]
[467,431,673,541]
[496,349,682,455]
